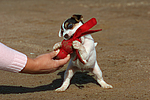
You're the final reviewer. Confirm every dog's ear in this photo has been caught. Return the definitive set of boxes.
[58,25,63,37]
[58,28,62,37]
[72,14,83,22]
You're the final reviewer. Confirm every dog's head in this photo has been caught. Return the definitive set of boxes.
[59,14,84,40]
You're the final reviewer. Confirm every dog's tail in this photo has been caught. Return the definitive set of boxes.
[94,42,98,47]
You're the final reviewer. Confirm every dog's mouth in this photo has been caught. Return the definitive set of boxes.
[70,35,73,39]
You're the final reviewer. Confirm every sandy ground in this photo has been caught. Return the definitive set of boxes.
[0,0,150,100]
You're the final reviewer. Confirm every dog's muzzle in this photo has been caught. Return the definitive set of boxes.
[64,34,69,39]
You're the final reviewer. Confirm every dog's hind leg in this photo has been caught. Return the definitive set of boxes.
[91,61,113,89]
[55,62,78,92]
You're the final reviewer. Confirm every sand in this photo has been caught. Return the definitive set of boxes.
[0,0,149,100]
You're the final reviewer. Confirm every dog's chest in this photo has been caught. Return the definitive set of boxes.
[70,54,91,70]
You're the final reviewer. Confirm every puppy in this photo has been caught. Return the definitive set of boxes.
[53,14,113,91]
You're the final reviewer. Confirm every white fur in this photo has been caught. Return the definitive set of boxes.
[54,20,113,92]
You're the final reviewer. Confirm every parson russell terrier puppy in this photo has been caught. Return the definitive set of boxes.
[53,14,113,91]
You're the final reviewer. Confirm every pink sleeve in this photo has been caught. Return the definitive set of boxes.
[0,43,27,73]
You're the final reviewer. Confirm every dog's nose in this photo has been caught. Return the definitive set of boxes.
[64,34,69,39]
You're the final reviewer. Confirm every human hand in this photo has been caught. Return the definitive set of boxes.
[20,50,70,74]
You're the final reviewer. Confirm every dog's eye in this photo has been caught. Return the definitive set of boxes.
[67,23,73,29]
[64,22,74,29]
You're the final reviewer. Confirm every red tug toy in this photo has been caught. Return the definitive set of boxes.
[54,18,102,64]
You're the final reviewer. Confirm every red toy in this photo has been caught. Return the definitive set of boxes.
[54,18,102,64]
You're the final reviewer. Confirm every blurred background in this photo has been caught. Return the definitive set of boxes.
[0,0,149,99]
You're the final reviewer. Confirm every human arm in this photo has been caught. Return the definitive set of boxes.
[0,42,70,74]
[20,51,70,74]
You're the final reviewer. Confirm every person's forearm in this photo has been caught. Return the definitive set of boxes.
[0,42,70,74]
[20,57,38,74]
[20,57,51,74]
[0,43,27,73]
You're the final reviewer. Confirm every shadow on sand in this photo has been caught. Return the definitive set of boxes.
[0,71,99,94]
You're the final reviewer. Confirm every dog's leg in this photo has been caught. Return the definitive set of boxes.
[55,61,78,92]
[92,61,113,89]
[53,42,62,50]
[73,40,88,63]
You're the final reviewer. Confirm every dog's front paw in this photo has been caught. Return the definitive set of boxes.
[73,40,82,50]
[53,42,62,50]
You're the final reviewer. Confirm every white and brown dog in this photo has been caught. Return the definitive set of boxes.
[53,14,113,91]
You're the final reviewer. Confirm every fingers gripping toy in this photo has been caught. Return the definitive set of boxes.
[54,18,102,64]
